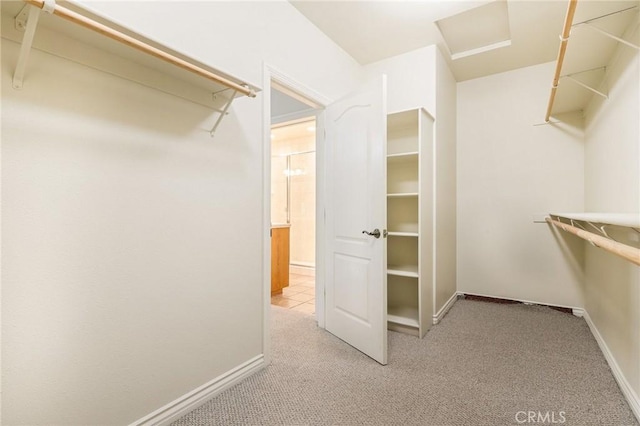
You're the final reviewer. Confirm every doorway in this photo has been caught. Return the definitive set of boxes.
[269,87,317,315]
[270,117,316,315]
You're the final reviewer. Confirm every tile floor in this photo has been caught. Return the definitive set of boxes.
[271,272,315,315]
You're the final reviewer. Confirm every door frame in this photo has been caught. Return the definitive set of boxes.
[262,63,331,364]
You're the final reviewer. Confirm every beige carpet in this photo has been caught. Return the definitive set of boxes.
[173,299,638,425]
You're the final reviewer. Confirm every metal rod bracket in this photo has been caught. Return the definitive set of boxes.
[562,76,609,99]
[210,90,237,137]
[15,4,30,30]
[580,22,640,50]
[13,4,41,90]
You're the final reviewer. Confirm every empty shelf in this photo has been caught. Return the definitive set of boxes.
[387,152,419,164]
[549,213,640,228]
[387,231,419,237]
[388,306,419,327]
[387,264,419,277]
[387,193,419,198]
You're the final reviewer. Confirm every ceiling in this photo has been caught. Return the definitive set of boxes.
[271,88,315,120]
[290,0,640,83]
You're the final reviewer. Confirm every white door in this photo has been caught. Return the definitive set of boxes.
[324,76,388,365]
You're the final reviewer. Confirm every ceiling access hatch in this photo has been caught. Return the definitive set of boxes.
[436,0,512,60]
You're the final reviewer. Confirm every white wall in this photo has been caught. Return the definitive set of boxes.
[364,45,437,114]
[1,1,362,424]
[582,18,640,405]
[457,62,585,308]
[76,1,359,101]
[434,49,457,315]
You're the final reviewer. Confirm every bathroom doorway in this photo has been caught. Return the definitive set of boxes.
[270,118,316,314]
[269,87,318,315]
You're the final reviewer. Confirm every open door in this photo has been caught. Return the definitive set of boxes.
[324,76,388,365]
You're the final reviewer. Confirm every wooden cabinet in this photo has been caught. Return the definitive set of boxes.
[386,108,434,338]
[271,225,290,295]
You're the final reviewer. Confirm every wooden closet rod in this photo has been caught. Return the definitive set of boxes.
[546,217,640,266]
[24,0,256,98]
[545,0,578,122]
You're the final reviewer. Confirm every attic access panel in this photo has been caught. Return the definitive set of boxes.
[436,0,512,60]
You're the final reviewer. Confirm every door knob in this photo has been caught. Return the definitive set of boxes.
[362,229,381,239]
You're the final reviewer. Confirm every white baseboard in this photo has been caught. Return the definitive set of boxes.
[290,265,315,277]
[130,355,265,426]
[582,311,640,422]
[571,308,584,317]
[433,292,458,324]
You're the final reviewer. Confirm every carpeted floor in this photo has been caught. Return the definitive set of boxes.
[172,299,638,425]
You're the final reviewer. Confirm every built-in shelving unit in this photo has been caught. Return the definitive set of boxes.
[386,108,435,338]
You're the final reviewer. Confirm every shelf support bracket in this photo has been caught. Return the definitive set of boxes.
[209,90,237,137]
[562,75,608,99]
[13,4,42,89]
[580,22,640,50]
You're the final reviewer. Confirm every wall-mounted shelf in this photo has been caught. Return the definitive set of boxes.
[545,1,639,120]
[547,213,640,266]
[3,0,259,136]
[549,212,640,228]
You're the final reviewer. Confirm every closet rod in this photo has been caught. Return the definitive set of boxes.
[545,0,578,122]
[546,217,640,266]
[23,0,256,98]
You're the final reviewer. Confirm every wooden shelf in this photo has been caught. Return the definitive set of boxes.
[387,264,419,278]
[388,306,419,327]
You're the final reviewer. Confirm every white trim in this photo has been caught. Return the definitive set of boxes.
[262,67,273,365]
[263,63,331,337]
[583,311,640,422]
[130,355,265,426]
[433,291,458,324]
